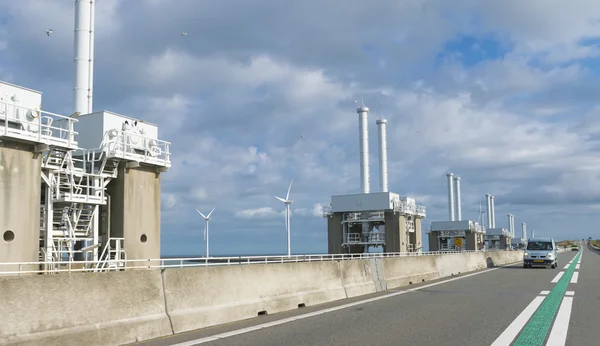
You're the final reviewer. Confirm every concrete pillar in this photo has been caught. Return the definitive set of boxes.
[428,231,439,251]
[413,217,423,252]
[107,163,161,261]
[326,213,343,254]
[384,212,402,252]
[0,142,41,273]
[465,232,477,251]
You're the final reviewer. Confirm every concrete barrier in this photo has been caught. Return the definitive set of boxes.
[163,261,347,334]
[0,270,173,346]
[0,250,526,344]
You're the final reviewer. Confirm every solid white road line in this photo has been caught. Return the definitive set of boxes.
[563,264,570,269]
[565,291,574,296]
[575,264,580,269]
[551,272,564,283]
[546,296,574,346]
[169,265,511,346]
[570,272,579,284]
[490,296,547,346]
[540,290,550,295]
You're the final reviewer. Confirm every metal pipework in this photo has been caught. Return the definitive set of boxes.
[447,173,455,221]
[376,118,388,193]
[486,194,492,228]
[490,195,496,228]
[454,176,462,221]
[357,106,370,194]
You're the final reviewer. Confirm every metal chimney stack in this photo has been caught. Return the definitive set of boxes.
[73,0,95,115]
[522,222,527,241]
[446,173,455,221]
[490,195,496,228]
[376,118,388,193]
[485,194,492,228]
[531,230,535,238]
[357,106,370,194]
[507,214,515,238]
[454,176,462,221]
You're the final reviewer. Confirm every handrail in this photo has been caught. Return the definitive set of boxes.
[0,249,522,276]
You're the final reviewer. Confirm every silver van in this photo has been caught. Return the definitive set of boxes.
[523,237,558,268]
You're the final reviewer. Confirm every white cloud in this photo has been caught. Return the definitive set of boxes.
[235,207,283,220]
[294,203,326,218]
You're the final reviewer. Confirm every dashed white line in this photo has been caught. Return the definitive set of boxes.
[490,296,546,346]
[540,290,550,295]
[565,291,575,296]
[570,272,579,283]
[575,264,580,269]
[563,264,570,269]
[551,271,564,283]
[546,296,574,346]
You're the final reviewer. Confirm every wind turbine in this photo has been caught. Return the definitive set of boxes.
[275,179,294,257]
[196,207,216,258]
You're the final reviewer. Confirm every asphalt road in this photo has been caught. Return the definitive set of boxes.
[132,248,597,346]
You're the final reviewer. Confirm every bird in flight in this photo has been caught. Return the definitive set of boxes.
[46,29,53,36]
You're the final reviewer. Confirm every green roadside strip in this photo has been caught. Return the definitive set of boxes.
[513,251,581,346]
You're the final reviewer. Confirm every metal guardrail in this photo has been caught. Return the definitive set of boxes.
[0,249,521,276]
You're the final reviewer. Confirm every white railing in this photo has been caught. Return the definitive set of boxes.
[100,129,171,167]
[0,249,520,276]
[0,100,78,148]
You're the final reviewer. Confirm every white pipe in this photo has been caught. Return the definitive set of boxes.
[511,215,515,238]
[454,176,462,221]
[376,118,388,193]
[522,222,527,241]
[531,230,535,239]
[507,214,513,238]
[73,0,95,114]
[357,106,370,194]
[486,194,492,228]
[446,173,455,221]
[490,195,496,228]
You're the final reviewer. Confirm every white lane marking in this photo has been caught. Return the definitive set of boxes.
[546,296,574,346]
[490,296,547,346]
[570,272,579,284]
[168,264,513,346]
[575,264,580,269]
[540,290,550,295]
[551,271,564,283]
[563,264,570,269]
[565,291,574,296]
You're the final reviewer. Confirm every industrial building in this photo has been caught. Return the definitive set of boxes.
[482,194,512,249]
[0,0,170,273]
[323,106,426,254]
[428,173,485,251]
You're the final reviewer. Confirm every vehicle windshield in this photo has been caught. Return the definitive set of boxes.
[527,241,553,250]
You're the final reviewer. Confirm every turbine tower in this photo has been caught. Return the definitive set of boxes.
[196,207,216,258]
[275,179,294,257]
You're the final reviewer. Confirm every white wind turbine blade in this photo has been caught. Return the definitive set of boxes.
[196,209,207,219]
[275,196,286,203]
[206,207,216,219]
[286,179,293,201]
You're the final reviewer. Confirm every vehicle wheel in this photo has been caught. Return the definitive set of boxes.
[523,264,528,268]
[551,264,556,269]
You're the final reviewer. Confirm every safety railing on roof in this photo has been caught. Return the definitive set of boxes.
[0,248,522,276]
[0,100,78,148]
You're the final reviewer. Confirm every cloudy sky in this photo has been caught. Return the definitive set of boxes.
[2,0,600,256]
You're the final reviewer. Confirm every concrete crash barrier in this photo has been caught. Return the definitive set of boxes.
[338,259,386,298]
[382,255,440,289]
[163,261,348,334]
[484,250,524,267]
[0,270,172,346]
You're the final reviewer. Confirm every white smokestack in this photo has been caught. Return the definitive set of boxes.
[507,214,514,238]
[531,230,535,238]
[490,195,496,228]
[376,118,388,193]
[522,222,527,241]
[454,176,462,221]
[73,0,95,114]
[446,172,455,221]
[486,194,492,228]
[357,106,370,194]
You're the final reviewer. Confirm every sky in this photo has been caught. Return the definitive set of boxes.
[1,0,600,256]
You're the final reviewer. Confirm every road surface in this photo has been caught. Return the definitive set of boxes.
[132,247,597,346]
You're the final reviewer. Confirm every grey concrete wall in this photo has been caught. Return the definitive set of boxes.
[107,163,161,260]
[409,217,423,252]
[384,212,400,252]
[466,232,477,250]
[429,231,439,251]
[0,142,41,272]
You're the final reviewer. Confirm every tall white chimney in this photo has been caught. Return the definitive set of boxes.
[490,195,496,228]
[376,118,388,193]
[522,222,527,241]
[446,173,455,221]
[357,106,370,194]
[454,176,462,221]
[486,194,492,228]
[73,0,95,115]
[531,230,535,238]
[507,214,514,238]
